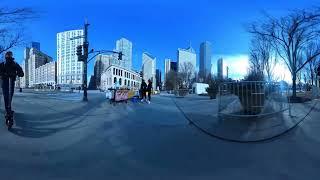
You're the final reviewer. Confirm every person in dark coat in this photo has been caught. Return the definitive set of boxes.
[147,79,153,104]
[0,51,24,120]
[140,79,147,102]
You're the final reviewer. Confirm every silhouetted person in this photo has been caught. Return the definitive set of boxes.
[147,79,153,104]
[140,79,147,102]
[0,51,24,125]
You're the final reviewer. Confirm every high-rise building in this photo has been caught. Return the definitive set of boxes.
[20,48,30,87]
[57,30,84,86]
[27,48,53,87]
[217,58,223,80]
[164,58,171,81]
[156,69,162,90]
[19,60,26,88]
[170,62,178,72]
[177,45,196,75]
[142,52,156,91]
[116,38,132,70]
[94,54,118,89]
[200,41,212,78]
[30,42,40,51]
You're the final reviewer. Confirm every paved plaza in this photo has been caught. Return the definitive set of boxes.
[0,91,319,179]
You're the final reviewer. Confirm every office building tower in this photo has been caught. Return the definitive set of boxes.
[57,29,84,86]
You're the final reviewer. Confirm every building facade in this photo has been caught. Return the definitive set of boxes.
[200,41,212,78]
[170,61,178,72]
[217,58,223,80]
[100,65,141,91]
[57,30,84,87]
[156,69,162,90]
[177,46,196,75]
[116,38,132,70]
[142,52,156,90]
[94,54,126,89]
[30,42,41,51]
[164,58,171,81]
[19,60,26,88]
[27,48,53,87]
[34,61,57,87]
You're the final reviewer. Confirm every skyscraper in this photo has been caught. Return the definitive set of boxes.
[164,58,171,84]
[142,52,156,90]
[156,69,162,90]
[94,54,121,89]
[30,42,40,51]
[170,62,178,72]
[200,41,212,78]
[177,45,196,75]
[116,38,132,70]
[217,58,223,80]
[57,29,84,86]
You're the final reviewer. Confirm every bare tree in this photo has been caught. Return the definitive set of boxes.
[178,62,195,89]
[304,43,320,86]
[249,8,320,98]
[165,70,177,90]
[249,35,278,82]
[0,7,36,54]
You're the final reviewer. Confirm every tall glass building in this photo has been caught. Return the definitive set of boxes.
[200,41,212,78]
[116,38,132,70]
[164,58,171,81]
[57,29,84,86]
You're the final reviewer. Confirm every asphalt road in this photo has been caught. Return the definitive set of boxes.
[0,91,319,180]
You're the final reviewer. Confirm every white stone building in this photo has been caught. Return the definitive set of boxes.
[116,38,132,70]
[34,61,57,87]
[177,46,196,75]
[142,52,156,90]
[100,65,141,91]
[57,29,84,87]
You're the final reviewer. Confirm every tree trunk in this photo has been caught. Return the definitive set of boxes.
[292,73,297,98]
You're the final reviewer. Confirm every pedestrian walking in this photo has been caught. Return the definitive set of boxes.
[0,51,24,129]
[147,79,153,104]
[140,79,147,102]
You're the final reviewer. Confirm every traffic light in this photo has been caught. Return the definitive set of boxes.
[118,52,123,60]
[76,45,83,61]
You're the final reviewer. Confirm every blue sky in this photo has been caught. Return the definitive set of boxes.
[2,0,320,79]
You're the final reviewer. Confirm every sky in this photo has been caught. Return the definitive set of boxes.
[2,0,320,81]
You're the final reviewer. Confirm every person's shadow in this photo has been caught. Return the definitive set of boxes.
[4,100,103,138]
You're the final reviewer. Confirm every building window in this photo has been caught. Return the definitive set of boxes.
[116,69,118,75]
[125,79,127,86]
[128,80,130,86]
[119,78,122,85]
[114,77,117,83]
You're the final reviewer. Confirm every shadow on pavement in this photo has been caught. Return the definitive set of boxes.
[8,100,105,138]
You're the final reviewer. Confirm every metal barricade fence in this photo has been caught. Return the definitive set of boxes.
[218,81,290,119]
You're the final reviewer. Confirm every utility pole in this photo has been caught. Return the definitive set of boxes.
[75,20,123,101]
[82,21,89,101]
[74,20,90,101]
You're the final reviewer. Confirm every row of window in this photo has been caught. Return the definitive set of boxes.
[104,77,138,87]
[61,76,81,81]
[112,68,137,80]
